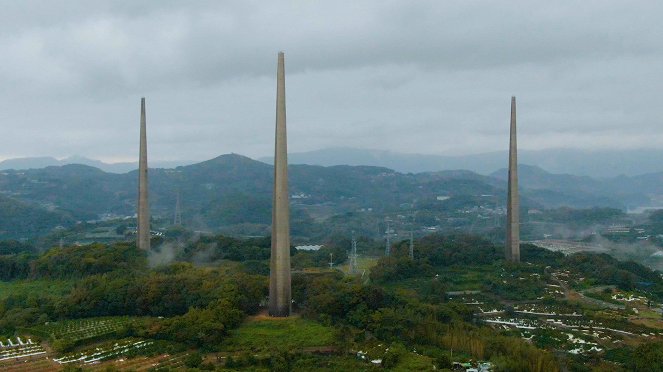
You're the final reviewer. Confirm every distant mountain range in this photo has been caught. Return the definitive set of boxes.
[0,153,662,240]
[0,156,192,173]
[263,147,663,178]
[5,147,663,178]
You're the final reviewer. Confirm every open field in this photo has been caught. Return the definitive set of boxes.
[384,265,493,296]
[223,315,335,352]
[436,266,494,291]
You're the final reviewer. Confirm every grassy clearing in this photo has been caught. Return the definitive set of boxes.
[438,266,492,291]
[0,280,74,300]
[383,265,492,296]
[356,256,379,271]
[289,354,373,371]
[392,352,435,371]
[223,315,335,352]
[338,256,379,276]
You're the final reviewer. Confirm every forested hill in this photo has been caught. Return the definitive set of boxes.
[0,154,639,239]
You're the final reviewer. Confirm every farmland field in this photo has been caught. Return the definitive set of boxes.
[24,316,138,345]
[0,336,45,361]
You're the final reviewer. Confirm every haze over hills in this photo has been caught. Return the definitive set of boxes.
[1,153,662,240]
[6,146,663,178]
[0,156,193,173]
[490,165,649,211]
[263,147,663,178]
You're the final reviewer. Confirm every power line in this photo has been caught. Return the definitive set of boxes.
[385,220,391,257]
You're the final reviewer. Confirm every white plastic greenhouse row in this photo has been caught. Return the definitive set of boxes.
[0,337,34,348]
[53,339,153,365]
[0,345,46,361]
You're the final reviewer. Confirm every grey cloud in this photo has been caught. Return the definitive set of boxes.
[0,1,662,162]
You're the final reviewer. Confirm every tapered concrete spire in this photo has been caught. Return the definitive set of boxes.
[269,52,291,317]
[506,96,520,262]
[137,98,150,251]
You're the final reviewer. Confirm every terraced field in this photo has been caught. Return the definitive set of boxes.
[88,352,190,371]
[0,337,55,372]
[53,338,154,365]
[0,357,59,372]
[28,317,134,343]
[0,337,45,361]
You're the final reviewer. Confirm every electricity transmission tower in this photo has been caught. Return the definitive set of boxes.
[409,209,416,259]
[385,219,391,257]
[350,231,358,274]
[173,191,182,226]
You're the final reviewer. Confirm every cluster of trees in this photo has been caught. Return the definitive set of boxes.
[356,235,663,369]
[291,236,349,270]
[521,243,663,300]
[369,239,551,301]
[0,238,268,348]
[177,233,349,270]
[294,271,558,371]
[415,234,502,266]
[0,195,74,240]
[2,231,663,369]
[369,235,503,284]
[179,235,272,263]
[0,243,144,281]
[1,262,266,346]
[61,263,265,318]
[366,237,554,302]
[369,256,433,283]
[0,252,33,281]
[0,240,36,255]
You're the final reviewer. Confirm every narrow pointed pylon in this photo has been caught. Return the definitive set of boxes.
[505,96,520,262]
[137,98,150,251]
[269,52,291,317]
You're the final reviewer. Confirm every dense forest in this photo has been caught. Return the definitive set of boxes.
[2,233,663,370]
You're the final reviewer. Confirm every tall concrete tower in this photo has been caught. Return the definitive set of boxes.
[505,96,520,262]
[269,52,291,317]
[350,231,358,274]
[137,98,150,251]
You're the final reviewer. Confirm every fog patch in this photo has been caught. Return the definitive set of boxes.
[191,242,220,266]
[148,241,183,268]
[591,236,663,271]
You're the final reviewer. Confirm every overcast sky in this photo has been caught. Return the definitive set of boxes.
[0,1,661,162]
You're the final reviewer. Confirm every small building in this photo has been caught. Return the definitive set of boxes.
[295,245,323,251]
